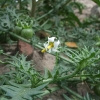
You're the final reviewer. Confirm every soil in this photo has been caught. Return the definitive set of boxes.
[0,0,99,100]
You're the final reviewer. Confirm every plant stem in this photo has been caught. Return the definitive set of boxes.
[9,32,30,43]
[18,0,22,10]
[58,67,80,81]
[62,86,83,99]
[36,9,53,21]
[37,66,80,86]
[55,52,59,65]
[77,73,100,78]
[37,86,60,97]
[31,0,36,17]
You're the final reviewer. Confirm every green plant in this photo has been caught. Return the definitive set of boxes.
[0,41,100,99]
[0,0,100,99]
[36,0,83,27]
[0,81,48,100]
[0,7,20,43]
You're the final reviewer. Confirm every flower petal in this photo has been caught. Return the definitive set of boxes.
[44,43,49,50]
[52,48,59,52]
[48,37,56,42]
[48,49,51,53]
[54,40,60,49]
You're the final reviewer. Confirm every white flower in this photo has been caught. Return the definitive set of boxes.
[41,37,60,53]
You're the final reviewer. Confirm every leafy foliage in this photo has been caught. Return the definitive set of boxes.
[37,0,83,27]
[0,81,48,100]
[0,0,100,100]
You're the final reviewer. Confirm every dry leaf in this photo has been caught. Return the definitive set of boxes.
[65,42,78,48]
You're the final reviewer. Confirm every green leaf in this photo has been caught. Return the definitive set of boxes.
[0,82,48,100]
[53,70,59,79]
[67,12,82,26]
[0,50,3,54]
[62,85,83,99]
[1,15,11,29]
[0,97,8,100]
[70,2,84,14]
[47,70,53,78]
[79,52,95,69]
[83,93,92,100]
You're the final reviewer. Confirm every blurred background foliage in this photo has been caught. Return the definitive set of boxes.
[0,0,100,47]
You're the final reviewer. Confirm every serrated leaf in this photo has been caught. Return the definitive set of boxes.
[80,52,95,69]
[53,70,59,79]
[0,97,8,100]
[1,15,11,28]
[0,82,48,100]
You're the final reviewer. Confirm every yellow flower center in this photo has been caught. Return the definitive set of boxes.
[41,42,54,53]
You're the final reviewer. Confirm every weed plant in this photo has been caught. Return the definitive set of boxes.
[0,0,100,100]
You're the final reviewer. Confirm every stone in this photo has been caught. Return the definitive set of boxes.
[17,40,33,60]
[33,49,55,72]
